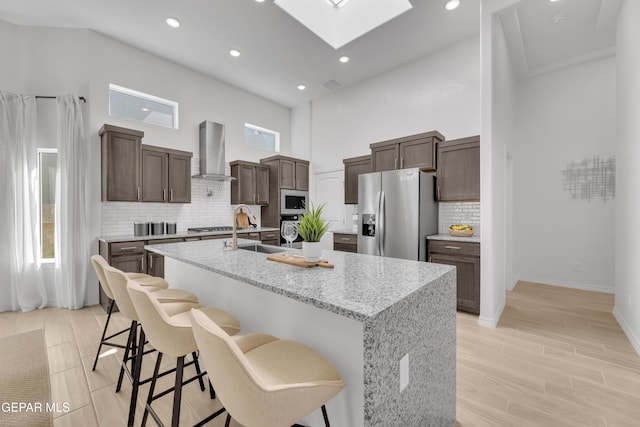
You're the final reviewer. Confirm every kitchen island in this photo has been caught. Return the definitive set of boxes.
[146,239,456,427]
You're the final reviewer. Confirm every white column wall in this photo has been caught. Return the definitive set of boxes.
[614,0,640,354]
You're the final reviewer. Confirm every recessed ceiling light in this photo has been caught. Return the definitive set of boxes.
[141,107,150,112]
[339,55,350,63]
[327,0,351,8]
[166,17,181,28]
[548,0,561,2]
[297,84,307,91]
[444,0,460,11]
[255,0,266,2]
[229,49,241,57]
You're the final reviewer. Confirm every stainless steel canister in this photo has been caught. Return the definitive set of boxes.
[134,222,149,236]
[151,222,165,235]
[166,222,177,234]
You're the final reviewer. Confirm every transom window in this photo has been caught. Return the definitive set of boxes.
[109,84,179,129]
[244,123,280,152]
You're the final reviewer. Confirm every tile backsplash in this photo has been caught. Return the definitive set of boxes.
[438,202,480,235]
[100,158,261,237]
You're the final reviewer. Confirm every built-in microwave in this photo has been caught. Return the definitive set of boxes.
[280,189,308,214]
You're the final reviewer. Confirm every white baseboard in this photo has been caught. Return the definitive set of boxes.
[514,274,614,295]
[613,306,640,357]
[478,298,505,328]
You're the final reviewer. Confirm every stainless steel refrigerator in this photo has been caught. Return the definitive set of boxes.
[357,168,438,261]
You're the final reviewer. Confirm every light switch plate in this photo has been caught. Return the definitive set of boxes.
[399,353,409,392]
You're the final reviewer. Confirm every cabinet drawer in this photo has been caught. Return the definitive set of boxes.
[147,238,184,245]
[183,237,200,242]
[333,233,357,245]
[110,241,145,255]
[200,234,232,240]
[245,232,261,241]
[428,240,479,257]
[260,231,279,241]
[334,243,357,253]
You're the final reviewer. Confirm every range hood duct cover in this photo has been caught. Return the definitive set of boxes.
[192,120,235,181]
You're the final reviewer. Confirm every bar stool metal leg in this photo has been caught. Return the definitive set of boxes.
[127,327,145,427]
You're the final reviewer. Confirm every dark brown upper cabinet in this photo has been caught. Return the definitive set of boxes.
[436,135,480,202]
[100,124,143,202]
[260,155,309,191]
[370,130,444,172]
[230,160,269,205]
[141,145,192,203]
[343,155,371,205]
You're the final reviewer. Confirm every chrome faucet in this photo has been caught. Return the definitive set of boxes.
[231,204,257,251]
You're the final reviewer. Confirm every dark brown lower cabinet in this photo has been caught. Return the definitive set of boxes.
[428,240,480,314]
[333,233,358,253]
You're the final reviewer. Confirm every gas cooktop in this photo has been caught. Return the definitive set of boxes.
[187,226,234,233]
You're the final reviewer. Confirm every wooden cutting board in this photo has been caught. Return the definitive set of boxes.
[236,211,249,228]
[267,253,334,269]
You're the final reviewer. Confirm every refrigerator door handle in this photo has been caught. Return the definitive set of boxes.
[379,190,385,257]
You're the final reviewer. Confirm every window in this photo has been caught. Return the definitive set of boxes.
[38,149,57,261]
[109,84,179,129]
[244,123,280,152]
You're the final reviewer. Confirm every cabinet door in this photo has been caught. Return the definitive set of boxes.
[343,157,371,204]
[371,144,399,172]
[437,139,480,201]
[400,139,435,170]
[295,162,309,190]
[103,131,141,201]
[168,153,192,203]
[429,253,480,314]
[233,164,256,204]
[256,166,270,205]
[146,252,165,277]
[111,253,146,275]
[279,159,296,189]
[141,149,168,202]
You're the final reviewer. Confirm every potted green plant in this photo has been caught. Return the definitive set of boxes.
[297,203,330,262]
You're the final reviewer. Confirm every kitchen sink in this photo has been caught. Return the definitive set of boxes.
[238,244,284,254]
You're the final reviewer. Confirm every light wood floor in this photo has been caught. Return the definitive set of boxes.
[1,281,639,426]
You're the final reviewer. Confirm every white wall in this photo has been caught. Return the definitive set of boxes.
[309,36,481,172]
[614,0,640,354]
[1,21,292,307]
[513,57,616,293]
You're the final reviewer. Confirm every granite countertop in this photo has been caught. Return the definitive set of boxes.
[428,233,481,243]
[98,227,280,243]
[146,239,454,322]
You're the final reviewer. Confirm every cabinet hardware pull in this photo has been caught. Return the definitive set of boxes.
[254,194,256,204]
[401,157,404,168]
[140,256,144,272]
[137,187,140,200]
[148,254,153,269]
[257,194,260,203]
[120,246,137,251]
[341,237,351,241]
[163,189,167,201]
[394,158,398,169]
[170,189,173,201]
[445,246,461,250]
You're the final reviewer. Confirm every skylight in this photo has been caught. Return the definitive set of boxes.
[275,0,412,50]
[327,0,350,7]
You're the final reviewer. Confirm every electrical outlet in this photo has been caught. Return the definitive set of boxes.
[399,353,409,392]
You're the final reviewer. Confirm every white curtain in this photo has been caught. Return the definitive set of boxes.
[54,95,89,309]
[0,91,48,312]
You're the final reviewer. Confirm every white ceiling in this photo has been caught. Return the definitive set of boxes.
[0,0,621,108]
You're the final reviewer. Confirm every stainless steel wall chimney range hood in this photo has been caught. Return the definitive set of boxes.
[191,120,235,181]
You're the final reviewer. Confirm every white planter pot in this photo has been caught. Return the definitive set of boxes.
[302,241,322,262]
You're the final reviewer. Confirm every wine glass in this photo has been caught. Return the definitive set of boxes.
[281,223,296,257]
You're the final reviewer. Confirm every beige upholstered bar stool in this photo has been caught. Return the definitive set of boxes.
[103,266,203,426]
[190,307,345,427]
[91,254,159,371]
[127,279,241,427]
